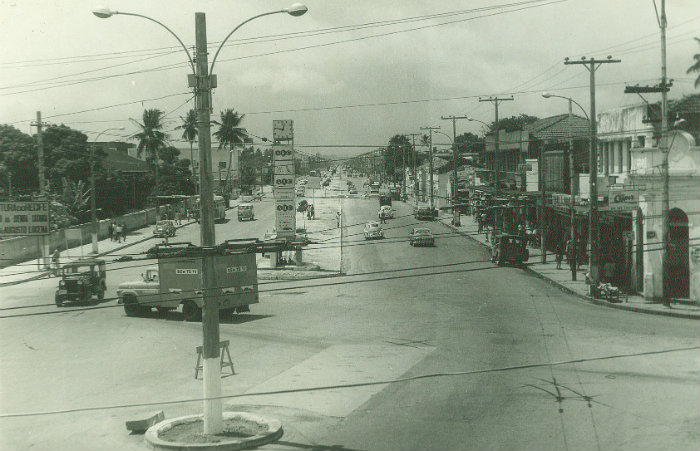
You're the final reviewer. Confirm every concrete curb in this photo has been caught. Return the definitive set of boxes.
[144,412,283,451]
[438,215,699,320]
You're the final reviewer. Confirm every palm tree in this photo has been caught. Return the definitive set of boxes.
[687,37,700,88]
[131,109,167,219]
[212,109,246,194]
[176,109,198,193]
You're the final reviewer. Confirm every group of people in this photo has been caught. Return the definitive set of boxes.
[108,222,128,243]
[555,238,579,271]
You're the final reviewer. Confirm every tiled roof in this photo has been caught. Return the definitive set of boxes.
[101,148,150,173]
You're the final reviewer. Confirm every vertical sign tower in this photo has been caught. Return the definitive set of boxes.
[273,120,296,240]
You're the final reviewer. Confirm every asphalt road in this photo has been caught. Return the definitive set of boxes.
[0,181,698,451]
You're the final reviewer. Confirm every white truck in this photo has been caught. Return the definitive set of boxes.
[116,251,258,321]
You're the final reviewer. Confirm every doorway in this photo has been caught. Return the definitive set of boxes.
[668,208,689,299]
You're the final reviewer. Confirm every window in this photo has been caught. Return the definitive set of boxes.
[637,136,645,148]
[218,161,227,169]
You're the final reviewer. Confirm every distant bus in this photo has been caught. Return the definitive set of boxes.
[308,170,319,177]
[194,195,227,223]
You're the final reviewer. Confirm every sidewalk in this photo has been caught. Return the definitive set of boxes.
[436,209,700,320]
[0,219,197,287]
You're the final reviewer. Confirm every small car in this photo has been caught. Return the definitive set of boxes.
[153,220,176,237]
[363,221,384,240]
[414,206,437,221]
[409,228,435,247]
[55,259,106,306]
[237,203,254,221]
[378,205,393,220]
[349,187,358,194]
[252,191,263,201]
[240,195,254,203]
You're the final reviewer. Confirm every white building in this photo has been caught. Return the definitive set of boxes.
[629,130,700,302]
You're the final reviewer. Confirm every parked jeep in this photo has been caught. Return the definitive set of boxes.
[55,259,106,306]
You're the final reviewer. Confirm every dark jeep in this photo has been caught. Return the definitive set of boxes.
[55,259,107,306]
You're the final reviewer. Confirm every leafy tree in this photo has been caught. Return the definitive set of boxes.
[158,146,195,195]
[490,114,538,132]
[59,177,90,223]
[176,109,198,190]
[42,125,90,191]
[384,135,411,183]
[454,132,484,155]
[212,109,246,192]
[687,37,700,88]
[131,109,167,197]
[0,125,36,197]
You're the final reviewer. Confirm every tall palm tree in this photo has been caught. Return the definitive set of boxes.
[131,108,167,218]
[687,37,700,88]
[176,109,198,193]
[212,109,246,194]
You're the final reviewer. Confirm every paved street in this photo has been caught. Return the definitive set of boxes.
[0,184,698,450]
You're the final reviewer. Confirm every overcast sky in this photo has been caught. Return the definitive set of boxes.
[0,0,698,160]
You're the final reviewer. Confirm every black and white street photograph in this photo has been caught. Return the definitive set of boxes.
[1,1,699,450]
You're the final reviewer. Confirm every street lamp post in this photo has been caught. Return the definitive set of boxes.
[542,92,590,281]
[94,4,307,435]
[90,127,124,254]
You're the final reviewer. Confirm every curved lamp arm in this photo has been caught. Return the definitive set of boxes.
[433,130,453,143]
[542,92,590,121]
[93,9,195,73]
[210,10,284,75]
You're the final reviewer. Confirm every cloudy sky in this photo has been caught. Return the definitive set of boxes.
[0,0,698,160]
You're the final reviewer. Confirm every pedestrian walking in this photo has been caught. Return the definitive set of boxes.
[114,223,123,243]
[108,222,115,241]
[51,248,60,275]
[555,241,564,269]
[336,211,341,228]
[121,222,128,241]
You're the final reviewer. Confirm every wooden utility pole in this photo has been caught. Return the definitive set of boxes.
[565,56,620,293]
[441,115,471,226]
[479,97,513,195]
[31,112,50,269]
[405,133,421,200]
[192,12,222,434]
[420,126,440,210]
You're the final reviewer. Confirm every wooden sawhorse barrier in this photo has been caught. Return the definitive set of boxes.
[194,340,235,379]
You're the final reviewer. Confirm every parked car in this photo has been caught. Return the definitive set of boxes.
[240,195,254,203]
[55,259,106,306]
[153,220,176,238]
[237,203,254,221]
[349,187,358,194]
[378,205,393,220]
[363,221,384,240]
[414,206,437,221]
[408,228,435,247]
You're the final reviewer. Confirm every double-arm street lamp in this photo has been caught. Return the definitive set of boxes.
[542,92,590,282]
[94,4,308,435]
[90,127,124,254]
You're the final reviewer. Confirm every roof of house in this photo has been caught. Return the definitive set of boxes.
[100,147,150,173]
[524,114,590,141]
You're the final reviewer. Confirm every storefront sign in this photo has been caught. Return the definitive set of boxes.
[608,189,638,211]
[0,201,50,236]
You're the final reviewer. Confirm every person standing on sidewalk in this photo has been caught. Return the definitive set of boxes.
[108,222,114,242]
[51,248,61,275]
[555,241,564,269]
[121,222,128,242]
[114,223,123,243]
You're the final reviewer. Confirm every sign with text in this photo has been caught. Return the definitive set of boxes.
[273,144,294,162]
[273,120,293,141]
[274,200,296,238]
[273,187,295,200]
[608,188,639,211]
[0,201,50,236]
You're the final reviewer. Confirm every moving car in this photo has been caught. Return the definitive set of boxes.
[55,259,107,306]
[414,206,437,221]
[237,203,254,221]
[363,221,384,240]
[491,233,529,266]
[378,205,393,220]
[153,220,176,237]
[408,228,435,247]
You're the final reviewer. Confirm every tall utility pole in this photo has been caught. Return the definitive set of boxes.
[405,133,421,200]
[567,99,577,280]
[565,56,620,293]
[193,12,221,433]
[420,126,440,209]
[479,97,513,195]
[659,0,670,307]
[31,112,50,269]
[441,115,471,226]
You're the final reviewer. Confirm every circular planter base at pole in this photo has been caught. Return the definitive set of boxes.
[145,412,283,451]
